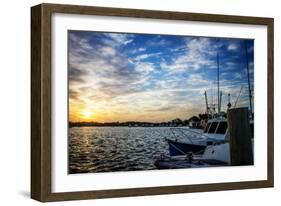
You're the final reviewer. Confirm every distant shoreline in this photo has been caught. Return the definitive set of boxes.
[69,115,210,128]
[69,125,187,128]
[69,120,188,128]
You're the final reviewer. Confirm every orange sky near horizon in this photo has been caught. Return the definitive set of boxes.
[68,94,202,123]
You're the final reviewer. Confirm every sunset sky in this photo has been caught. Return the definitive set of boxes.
[68,31,254,122]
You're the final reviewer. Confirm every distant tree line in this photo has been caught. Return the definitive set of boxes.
[69,113,216,128]
[69,120,186,128]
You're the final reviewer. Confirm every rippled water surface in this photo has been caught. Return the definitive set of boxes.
[69,127,172,173]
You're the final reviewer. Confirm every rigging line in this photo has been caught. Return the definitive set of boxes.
[169,142,189,156]
[234,86,244,108]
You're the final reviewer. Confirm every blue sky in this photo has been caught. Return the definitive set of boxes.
[68,30,254,122]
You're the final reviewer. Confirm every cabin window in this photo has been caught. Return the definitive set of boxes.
[216,122,227,134]
[203,123,211,133]
[208,122,218,134]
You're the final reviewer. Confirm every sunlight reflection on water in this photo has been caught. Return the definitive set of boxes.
[68,127,172,173]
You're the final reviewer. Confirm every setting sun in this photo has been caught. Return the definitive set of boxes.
[81,110,93,119]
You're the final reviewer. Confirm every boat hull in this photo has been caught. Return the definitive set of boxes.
[154,157,228,169]
[167,139,206,156]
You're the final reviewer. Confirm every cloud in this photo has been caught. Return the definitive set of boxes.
[187,38,215,55]
[131,47,147,54]
[160,37,216,73]
[69,33,93,51]
[187,74,211,86]
[99,46,116,56]
[147,38,169,47]
[225,62,236,66]
[124,39,134,45]
[69,90,80,100]
[134,62,155,74]
[68,66,89,85]
[160,61,187,72]
[234,72,243,79]
[103,33,134,46]
[134,52,162,61]
[227,43,239,51]
[68,32,154,105]
[138,47,146,52]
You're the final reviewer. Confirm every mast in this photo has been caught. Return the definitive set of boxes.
[245,41,253,118]
[217,53,220,113]
[204,91,209,114]
[219,91,222,112]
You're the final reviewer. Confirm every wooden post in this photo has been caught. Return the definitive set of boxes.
[227,107,253,166]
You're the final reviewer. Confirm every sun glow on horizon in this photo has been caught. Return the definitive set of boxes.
[70,108,96,121]
[81,110,94,119]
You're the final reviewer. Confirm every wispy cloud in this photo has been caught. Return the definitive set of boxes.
[227,43,239,51]
[134,52,162,61]
[160,38,217,73]
[103,33,134,46]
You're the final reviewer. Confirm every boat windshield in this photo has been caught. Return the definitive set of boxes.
[216,121,227,134]
[208,122,218,134]
[203,123,211,133]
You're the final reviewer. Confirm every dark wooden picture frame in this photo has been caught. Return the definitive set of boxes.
[31,3,274,202]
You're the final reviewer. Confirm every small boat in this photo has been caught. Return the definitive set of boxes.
[166,118,228,156]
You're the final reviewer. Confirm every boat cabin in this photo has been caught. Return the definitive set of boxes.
[203,119,228,135]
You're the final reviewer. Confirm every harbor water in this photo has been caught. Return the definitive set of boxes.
[69,127,173,173]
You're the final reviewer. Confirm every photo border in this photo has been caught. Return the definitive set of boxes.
[31,3,274,202]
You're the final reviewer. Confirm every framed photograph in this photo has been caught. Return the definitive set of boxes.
[31,3,274,202]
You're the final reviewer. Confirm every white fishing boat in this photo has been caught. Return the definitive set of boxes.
[155,142,230,169]
[166,117,228,156]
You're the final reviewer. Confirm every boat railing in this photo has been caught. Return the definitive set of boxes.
[169,127,212,144]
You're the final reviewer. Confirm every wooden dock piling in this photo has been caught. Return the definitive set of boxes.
[227,107,253,166]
